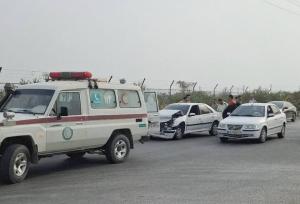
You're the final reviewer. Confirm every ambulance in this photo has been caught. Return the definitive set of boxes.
[0,72,150,184]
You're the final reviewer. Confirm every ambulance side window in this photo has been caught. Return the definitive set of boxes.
[118,90,141,108]
[51,92,81,116]
[89,89,116,109]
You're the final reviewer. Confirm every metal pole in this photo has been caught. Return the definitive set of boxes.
[169,80,175,96]
[141,78,146,90]
[108,75,113,83]
[229,85,234,94]
[245,87,249,93]
[192,82,197,92]
[213,83,219,97]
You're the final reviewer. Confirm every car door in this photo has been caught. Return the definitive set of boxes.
[199,104,215,131]
[186,105,202,132]
[271,105,284,133]
[285,102,295,120]
[144,91,160,135]
[266,105,278,135]
[46,91,87,152]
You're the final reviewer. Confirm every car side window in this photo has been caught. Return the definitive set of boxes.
[267,106,273,114]
[51,92,81,116]
[200,105,212,115]
[189,105,200,115]
[271,105,280,115]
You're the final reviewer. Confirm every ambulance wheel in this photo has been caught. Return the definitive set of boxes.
[220,137,228,143]
[0,144,30,184]
[66,152,85,159]
[105,134,130,164]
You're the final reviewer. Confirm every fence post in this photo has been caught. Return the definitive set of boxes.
[169,80,175,96]
[213,83,219,97]
[230,85,234,94]
[192,82,197,92]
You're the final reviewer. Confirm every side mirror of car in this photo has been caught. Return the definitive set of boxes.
[189,113,196,117]
[57,106,68,120]
[267,113,275,118]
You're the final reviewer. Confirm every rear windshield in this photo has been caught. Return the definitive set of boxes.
[231,105,265,117]
[270,101,284,109]
[164,104,190,115]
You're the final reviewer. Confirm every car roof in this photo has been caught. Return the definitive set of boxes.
[16,80,141,91]
[170,103,208,106]
[242,103,274,107]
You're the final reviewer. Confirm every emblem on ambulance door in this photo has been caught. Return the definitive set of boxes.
[62,127,73,140]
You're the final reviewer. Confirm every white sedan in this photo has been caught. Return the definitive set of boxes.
[151,103,222,140]
[218,103,287,143]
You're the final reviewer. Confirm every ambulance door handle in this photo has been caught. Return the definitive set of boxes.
[76,122,84,125]
[50,124,62,128]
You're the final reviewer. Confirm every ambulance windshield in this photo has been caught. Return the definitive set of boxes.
[1,89,55,115]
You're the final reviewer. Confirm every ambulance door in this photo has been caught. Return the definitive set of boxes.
[46,90,86,152]
[144,91,160,135]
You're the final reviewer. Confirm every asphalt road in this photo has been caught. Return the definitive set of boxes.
[1,120,300,204]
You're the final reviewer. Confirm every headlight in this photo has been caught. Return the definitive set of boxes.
[243,124,259,130]
[218,123,227,129]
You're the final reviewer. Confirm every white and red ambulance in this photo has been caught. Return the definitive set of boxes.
[0,72,149,183]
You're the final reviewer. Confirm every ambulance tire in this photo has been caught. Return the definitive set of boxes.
[105,134,130,164]
[0,144,30,184]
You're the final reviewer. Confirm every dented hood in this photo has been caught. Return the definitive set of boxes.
[159,109,183,122]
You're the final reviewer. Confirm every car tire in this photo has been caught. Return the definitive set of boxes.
[105,134,130,164]
[291,114,296,122]
[209,121,219,136]
[66,152,86,159]
[258,127,267,143]
[0,144,30,184]
[220,137,228,143]
[278,124,286,138]
[173,126,184,140]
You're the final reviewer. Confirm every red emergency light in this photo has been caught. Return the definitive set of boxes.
[49,72,92,80]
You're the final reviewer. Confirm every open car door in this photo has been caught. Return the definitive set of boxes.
[144,91,160,135]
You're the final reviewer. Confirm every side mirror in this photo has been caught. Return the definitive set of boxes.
[57,106,68,120]
[189,113,196,117]
[267,113,275,118]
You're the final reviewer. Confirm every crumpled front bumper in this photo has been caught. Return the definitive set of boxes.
[150,129,176,139]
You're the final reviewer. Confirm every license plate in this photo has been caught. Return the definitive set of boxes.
[228,130,242,135]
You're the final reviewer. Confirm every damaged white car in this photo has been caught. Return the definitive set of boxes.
[150,103,222,140]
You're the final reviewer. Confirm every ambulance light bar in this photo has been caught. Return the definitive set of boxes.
[49,72,92,80]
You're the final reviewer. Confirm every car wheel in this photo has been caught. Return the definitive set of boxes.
[173,126,184,140]
[220,137,228,143]
[209,121,219,136]
[0,144,30,184]
[258,127,267,143]
[291,114,296,122]
[105,134,130,164]
[66,152,86,159]
[278,124,286,138]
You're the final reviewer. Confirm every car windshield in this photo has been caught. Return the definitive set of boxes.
[230,105,265,117]
[164,104,190,115]
[270,101,284,109]
[1,89,55,115]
